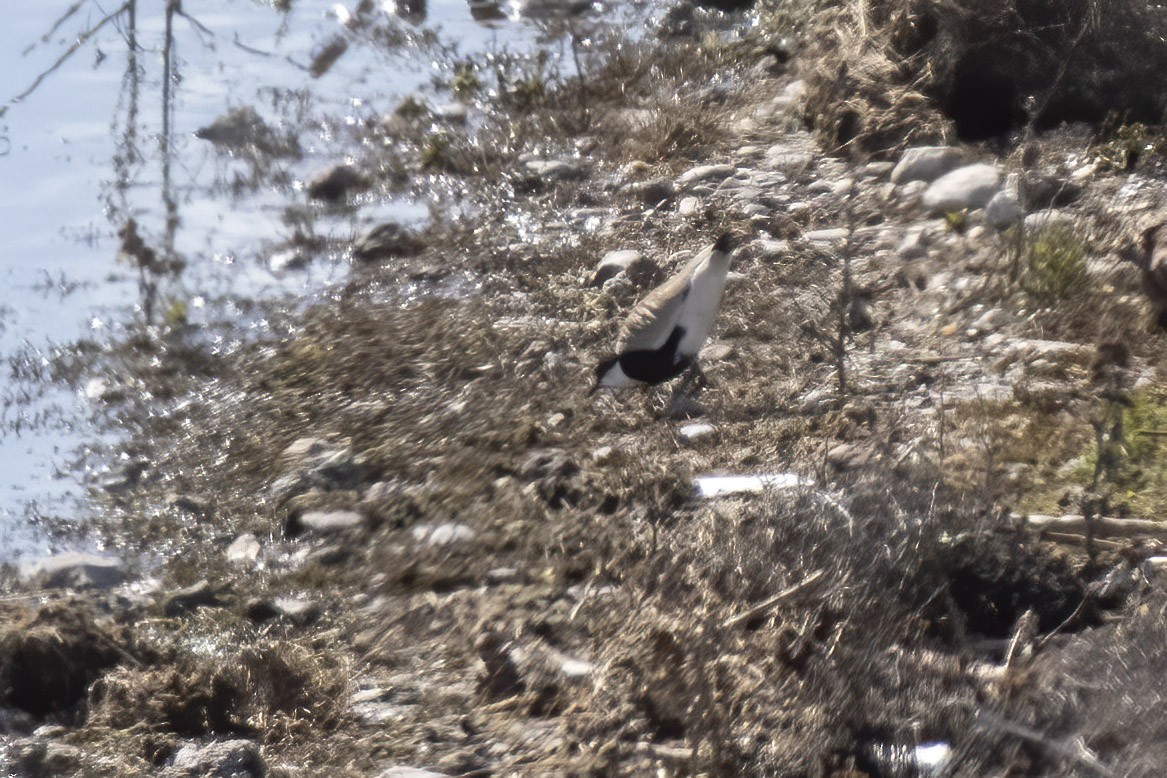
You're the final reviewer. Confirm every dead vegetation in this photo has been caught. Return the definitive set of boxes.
[7,1,1167,775]
[802,0,1167,157]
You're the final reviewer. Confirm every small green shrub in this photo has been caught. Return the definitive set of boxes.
[1020,223,1086,303]
[451,61,481,97]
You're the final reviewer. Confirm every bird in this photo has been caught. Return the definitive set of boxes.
[593,233,734,392]
[1131,219,1167,328]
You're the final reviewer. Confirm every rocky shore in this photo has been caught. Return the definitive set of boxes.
[6,0,1167,775]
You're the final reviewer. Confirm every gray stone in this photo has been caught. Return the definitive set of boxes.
[306,164,368,202]
[895,230,927,260]
[591,249,650,286]
[411,523,475,547]
[378,768,447,778]
[432,101,468,123]
[678,196,702,216]
[677,163,736,185]
[772,79,806,112]
[13,740,85,776]
[525,159,582,180]
[272,440,366,501]
[272,596,322,626]
[827,443,874,471]
[287,510,365,538]
[764,146,814,173]
[23,551,127,590]
[804,227,849,244]
[226,533,261,565]
[860,161,895,178]
[921,163,1001,213]
[630,178,675,208]
[891,146,965,185]
[353,222,426,262]
[985,191,1024,230]
[162,580,224,617]
[169,739,265,777]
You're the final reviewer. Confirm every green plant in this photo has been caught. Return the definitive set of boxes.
[1093,120,1160,172]
[419,131,451,170]
[1019,223,1087,303]
[944,210,967,233]
[451,61,481,97]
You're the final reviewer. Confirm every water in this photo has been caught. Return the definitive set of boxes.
[0,0,584,560]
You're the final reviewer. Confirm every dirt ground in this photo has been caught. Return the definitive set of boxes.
[6,0,1167,775]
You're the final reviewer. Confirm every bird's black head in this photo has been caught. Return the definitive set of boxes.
[714,232,735,254]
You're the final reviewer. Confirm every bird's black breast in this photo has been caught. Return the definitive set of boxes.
[618,327,691,384]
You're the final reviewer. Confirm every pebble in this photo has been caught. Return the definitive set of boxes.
[525,159,582,180]
[226,533,261,565]
[378,768,448,778]
[804,227,849,244]
[985,190,1024,230]
[287,510,365,538]
[694,473,809,498]
[678,196,702,216]
[677,163,736,185]
[678,423,716,444]
[411,522,476,547]
[432,101,468,123]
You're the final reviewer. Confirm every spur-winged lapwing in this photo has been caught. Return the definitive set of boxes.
[594,233,734,391]
[1138,220,1167,328]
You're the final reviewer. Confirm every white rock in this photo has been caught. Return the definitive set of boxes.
[891,146,965,184]
[804,227,849,244]
[695,473,809,498]
[921,163,1002,213]
[226,533,261,565]
[678,196,702,216]
[411,522,475,547]
[985,190,1024,230]
[294,510,364,534]
[678,423,715,443]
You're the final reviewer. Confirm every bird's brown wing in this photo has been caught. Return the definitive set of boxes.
[618,249,709,353]
[1144,222,1167,307]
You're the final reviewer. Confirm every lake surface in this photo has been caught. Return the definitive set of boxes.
[0,0,608,560]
